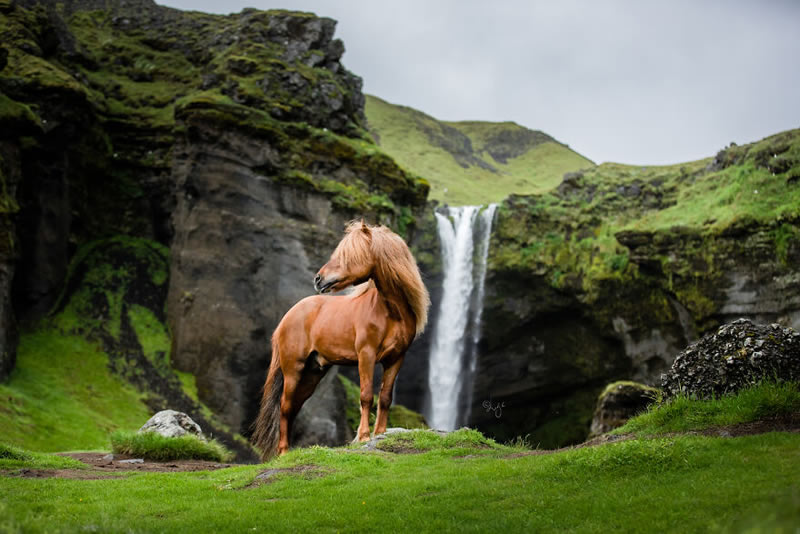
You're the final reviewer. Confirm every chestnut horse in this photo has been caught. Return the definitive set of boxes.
[251,220,430,460]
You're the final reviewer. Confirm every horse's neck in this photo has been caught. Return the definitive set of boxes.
[372,277,415,327]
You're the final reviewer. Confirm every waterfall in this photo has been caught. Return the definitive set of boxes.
[425,204,497,430]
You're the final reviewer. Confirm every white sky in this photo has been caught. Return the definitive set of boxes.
[159,0,800,165]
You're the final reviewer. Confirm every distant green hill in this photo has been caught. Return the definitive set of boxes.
[365,95,593,205]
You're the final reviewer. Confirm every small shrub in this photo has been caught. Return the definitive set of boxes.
[110,431,233,462]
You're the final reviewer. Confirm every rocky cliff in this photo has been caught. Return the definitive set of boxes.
[0,0,428,451]
[471,131,800,447]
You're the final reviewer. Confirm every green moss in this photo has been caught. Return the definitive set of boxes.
[598,380,660,401]
[0,92,39,130]
[773,222,800,265]
[127,304,170,371]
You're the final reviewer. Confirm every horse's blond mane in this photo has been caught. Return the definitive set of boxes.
[336,221,430,336]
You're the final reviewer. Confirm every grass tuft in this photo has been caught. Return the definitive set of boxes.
[110,431,234,462]
[615,381,800,437]
[376,428,503,454]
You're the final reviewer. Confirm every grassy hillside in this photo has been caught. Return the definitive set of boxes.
[365,95,593,205]
[2,385,799,532]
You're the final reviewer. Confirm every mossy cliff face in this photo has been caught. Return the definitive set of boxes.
[473,130,800,447]
[0,0,428,442]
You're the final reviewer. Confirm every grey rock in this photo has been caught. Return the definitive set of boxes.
[138,410,204,439]
[118,458,144,464]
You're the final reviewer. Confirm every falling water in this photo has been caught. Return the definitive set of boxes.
[426,204,497,430]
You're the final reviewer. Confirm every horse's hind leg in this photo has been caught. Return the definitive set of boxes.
[374,356,404,436]
[278,353,329,455]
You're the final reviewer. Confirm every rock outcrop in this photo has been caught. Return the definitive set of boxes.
[662,319,800,400]
[589,381,658,437]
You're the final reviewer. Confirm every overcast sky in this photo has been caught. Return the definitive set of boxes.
[159,0,799,165]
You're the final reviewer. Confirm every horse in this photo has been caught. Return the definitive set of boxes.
[251,220,430,460]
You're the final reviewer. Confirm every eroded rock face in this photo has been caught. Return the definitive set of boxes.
[589,381,658,437]
[662,319,800,400]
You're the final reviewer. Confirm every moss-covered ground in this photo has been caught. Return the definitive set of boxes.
[365,94,593,205]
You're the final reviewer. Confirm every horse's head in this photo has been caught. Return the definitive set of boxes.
[314,220,374,294]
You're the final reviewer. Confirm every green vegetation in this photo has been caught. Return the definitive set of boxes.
[0,236,244,455]
[110,431,233,462]
[0,443,87,470]
[1,430,798,532]
[3,383,800,531]
[490,129,800,310]
[616,381,800,437]
[365,94,593,205]
[375,427,502,453]
[0,329,152,452]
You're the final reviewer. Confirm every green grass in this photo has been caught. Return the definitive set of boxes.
[0,443,87,470]
[0,431,798,532]
[110,431,233,462]
[365,94,593,205]
[0,329,152,452]
[616,381,800,437]
[2,388,800,531]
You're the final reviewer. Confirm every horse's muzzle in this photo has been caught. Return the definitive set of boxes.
[314,274,335,294]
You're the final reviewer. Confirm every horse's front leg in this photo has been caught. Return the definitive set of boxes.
[375,356,404,436]
[356,349,377,442]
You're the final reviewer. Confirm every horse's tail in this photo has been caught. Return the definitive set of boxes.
[251,333,284,462]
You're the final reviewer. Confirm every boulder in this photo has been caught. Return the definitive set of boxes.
[589,381,659,437]
[661,318,800,400]
[138,410,204,439]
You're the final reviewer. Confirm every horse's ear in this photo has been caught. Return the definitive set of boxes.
[360,219,371,235]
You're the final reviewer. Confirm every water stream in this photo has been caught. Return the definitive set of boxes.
[425,204,496,430]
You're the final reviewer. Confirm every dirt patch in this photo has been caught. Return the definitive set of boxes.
[245,464,328,488]
[698,412,800,437]
[0,453,238,479]
[62,452,236,473]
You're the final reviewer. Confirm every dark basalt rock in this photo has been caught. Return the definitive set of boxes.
[661,318,800,400]
[589,381,658,437]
